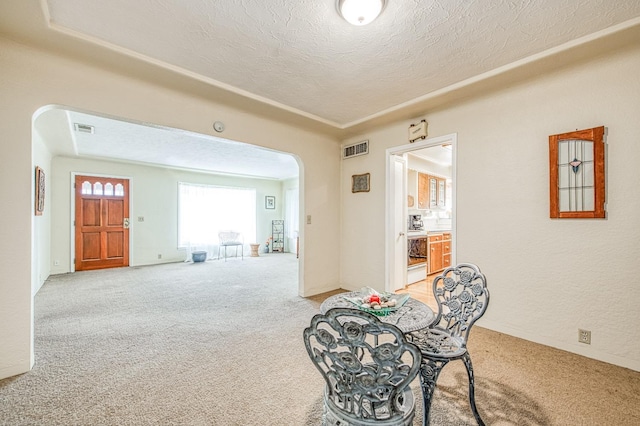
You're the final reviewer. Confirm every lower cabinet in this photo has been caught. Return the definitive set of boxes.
[442,233,451,269]
[428,234,442,274]
[427,232,452,275]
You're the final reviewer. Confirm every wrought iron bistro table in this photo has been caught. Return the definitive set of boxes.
[319,291,434,333]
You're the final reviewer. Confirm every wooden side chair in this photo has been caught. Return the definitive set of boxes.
[304,307,422,425]
[406,263,490,425]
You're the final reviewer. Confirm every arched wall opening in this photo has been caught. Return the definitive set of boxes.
[31,103,304,340]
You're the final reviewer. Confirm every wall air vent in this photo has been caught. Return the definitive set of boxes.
[74,123,95,134]
[343,140,369,159]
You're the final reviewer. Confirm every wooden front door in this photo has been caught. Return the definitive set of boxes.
[75,175,130,271]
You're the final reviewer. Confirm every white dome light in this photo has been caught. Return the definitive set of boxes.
[337,0,386,26]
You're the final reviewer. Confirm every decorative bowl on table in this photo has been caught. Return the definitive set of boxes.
[342,287,410,316]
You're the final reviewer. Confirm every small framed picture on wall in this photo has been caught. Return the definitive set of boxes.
[35,166,45,215]
[352,173,370,193]
[265,195,275,209]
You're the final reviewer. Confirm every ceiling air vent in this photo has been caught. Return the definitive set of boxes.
[343,140,369,159]
[74,123,95,134]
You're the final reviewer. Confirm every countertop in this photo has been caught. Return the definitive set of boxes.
[407,229,451,237]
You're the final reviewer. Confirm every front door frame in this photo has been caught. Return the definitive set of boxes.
[384,133,457,293]
[70,172,133,272]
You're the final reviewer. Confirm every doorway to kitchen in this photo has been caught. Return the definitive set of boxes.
[385,133,456,293]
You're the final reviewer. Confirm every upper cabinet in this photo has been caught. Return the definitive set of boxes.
[406,146,452,211]
[409,170,446,210]
[418,172,429,209]
[437,179,446,208]
[429,176,438,208]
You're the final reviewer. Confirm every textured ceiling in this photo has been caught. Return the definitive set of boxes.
[42,0,640,128]
[4,1,640,178]
[34,108,301,180]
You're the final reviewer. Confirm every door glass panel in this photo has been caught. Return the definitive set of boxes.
[82,181,92,194]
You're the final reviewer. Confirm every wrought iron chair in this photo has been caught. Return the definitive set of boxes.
[217,231,243,261]
[304,307,422,426]
[406,263,490,426]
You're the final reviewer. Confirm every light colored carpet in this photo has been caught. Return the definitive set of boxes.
[0,254,639,425]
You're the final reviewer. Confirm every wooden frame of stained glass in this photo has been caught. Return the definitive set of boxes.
[549,126,605,218]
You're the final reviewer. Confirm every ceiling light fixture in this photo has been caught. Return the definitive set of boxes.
[337,0,386,26]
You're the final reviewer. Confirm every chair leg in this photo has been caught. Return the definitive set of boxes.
[462,352,485,426]
[418,358,448,426]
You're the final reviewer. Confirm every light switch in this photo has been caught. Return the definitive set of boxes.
[138,216,144,222]
[306,215,312,224]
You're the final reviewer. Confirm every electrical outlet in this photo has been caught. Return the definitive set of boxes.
[157,254,162,259]
[54,260,60,266]
[578,329,591,344]
[306,215,312,224]
[138,216,145,222]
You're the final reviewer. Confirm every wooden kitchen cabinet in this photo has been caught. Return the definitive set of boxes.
[428,234,443,274]
[417,172,429,209]
[413,171,448,211]
[428,232,452,275]
[442,233,451,269]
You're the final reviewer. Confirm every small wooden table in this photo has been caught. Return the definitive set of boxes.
[320,291,434,333]
[249,244,260,257]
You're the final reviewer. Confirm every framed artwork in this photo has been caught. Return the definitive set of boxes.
[352,173,370,193]
[265,195,275,209]
[35,166,45,216]
[549,126,605,218]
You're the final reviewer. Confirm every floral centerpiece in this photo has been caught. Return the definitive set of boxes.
[343,287,410,316]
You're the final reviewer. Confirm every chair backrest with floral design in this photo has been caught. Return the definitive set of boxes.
[303,307,421,423]
[432,263,490,345]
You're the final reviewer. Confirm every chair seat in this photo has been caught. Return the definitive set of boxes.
[408,327,467,359]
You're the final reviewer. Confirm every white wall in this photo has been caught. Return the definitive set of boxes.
[0,36,341,379]
[32,129,52,295]
[341,43,640,371]
[282,177,300,254]
[50,156,286,271]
